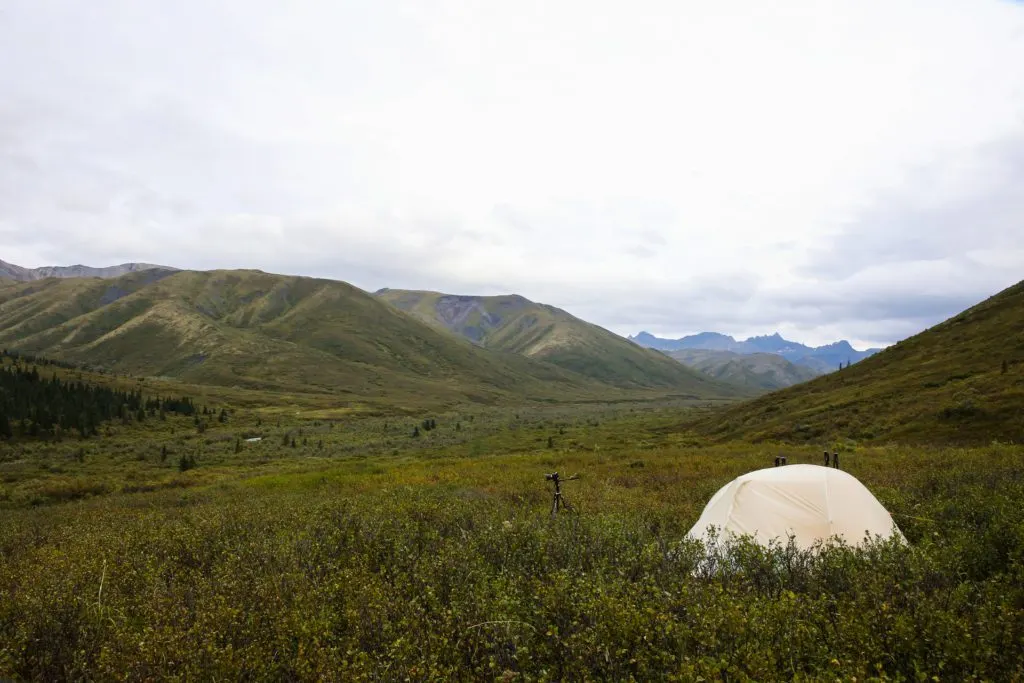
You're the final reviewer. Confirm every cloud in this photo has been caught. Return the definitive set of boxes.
[801,137,1024,282]
[1,0,1023,348]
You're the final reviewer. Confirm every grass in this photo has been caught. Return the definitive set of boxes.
[2,277,1023,679]
[1,396,1023,680]
[0,395,713,508]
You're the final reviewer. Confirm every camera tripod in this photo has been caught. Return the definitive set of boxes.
[545,472,579,515]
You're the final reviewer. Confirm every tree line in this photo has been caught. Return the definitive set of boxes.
[0,355,199,439]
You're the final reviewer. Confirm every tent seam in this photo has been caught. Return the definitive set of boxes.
[725,480,743,535]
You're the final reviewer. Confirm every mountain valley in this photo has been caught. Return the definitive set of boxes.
[375,288,727,392]
[0,265,743,409]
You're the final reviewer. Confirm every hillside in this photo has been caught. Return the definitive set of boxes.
[0,270,741,408]
[667,348,820,391]
[630,330,880,372]
[0,258,175,282]
[374,289,735,392]
[689,279,1024,444]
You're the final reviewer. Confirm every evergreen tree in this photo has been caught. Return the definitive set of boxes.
[0,354,204,440]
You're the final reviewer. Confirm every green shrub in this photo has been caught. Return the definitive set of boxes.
[1,408,1022,680]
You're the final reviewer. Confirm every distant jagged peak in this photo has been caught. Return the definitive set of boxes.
[627,331,661,342]
[628,330,737,351]
[632,329,872,352]
[815,339,855,352]
[630,329,881,370]
[741,332,810,353]
[0,258,177,282]
[687,331,738,343]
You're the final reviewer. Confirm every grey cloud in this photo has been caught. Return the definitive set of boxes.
[2,1,1023,351]
[801,136,1024,284]
[563,272,1002,348]
[781,288,981,323]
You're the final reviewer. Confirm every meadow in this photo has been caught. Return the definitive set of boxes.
[1,399,1023,681]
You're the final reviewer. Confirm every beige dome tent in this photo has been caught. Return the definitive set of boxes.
[687,464,903,550]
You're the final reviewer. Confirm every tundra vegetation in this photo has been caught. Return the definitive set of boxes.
[1,366,1022,681]
[1,276,1022,680]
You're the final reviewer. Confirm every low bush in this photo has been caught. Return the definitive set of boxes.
[1,440,1022,680]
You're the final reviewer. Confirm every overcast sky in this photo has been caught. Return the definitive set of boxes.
[2,0,1023,348]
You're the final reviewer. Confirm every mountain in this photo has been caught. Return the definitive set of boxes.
[0,270,742,408]
[629,330,881,371]
[742,332,812,355]
[688,279,1024,445]
[630,331,739,352]
[666,349,821,391]
[374,289,742,393]
[0,259,176,282]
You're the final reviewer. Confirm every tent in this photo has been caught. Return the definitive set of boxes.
[687,464,903,550]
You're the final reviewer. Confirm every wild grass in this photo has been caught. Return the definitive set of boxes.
[1,399,1023,680]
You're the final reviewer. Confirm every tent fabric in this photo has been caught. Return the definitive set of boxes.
[687,464,903,550]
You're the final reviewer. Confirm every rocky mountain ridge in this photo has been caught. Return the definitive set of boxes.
[629,330,882,373]
[0,259,176,282]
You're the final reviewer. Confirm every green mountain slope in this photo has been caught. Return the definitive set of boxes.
[375,289,740,393]
[690,280,1024,444]
[0,270,741,408]
[667,349,821,391]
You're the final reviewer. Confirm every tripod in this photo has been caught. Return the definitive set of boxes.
[545,472,579,515]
